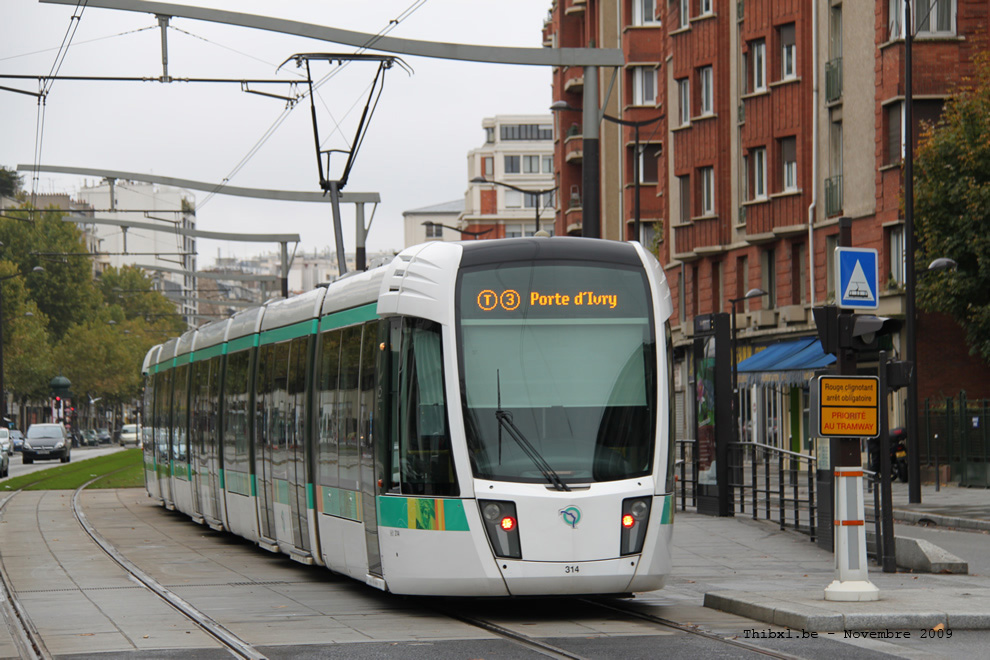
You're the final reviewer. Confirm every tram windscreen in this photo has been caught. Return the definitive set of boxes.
[458,262,656,484]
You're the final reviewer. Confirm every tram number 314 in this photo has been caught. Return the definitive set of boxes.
[564,565,580,574]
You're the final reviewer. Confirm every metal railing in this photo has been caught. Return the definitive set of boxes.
[825,174,843,217]
[675,438,817,540]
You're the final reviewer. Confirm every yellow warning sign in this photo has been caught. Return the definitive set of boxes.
[817,376,879,438]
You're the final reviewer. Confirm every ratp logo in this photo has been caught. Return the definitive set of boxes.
[559,506,581,529]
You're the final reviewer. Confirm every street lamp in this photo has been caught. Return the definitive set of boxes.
[551,101,662,242]
[729,288,767,443]
[470,177,558,236]
[0,263,45,428]
[419,221,494,240]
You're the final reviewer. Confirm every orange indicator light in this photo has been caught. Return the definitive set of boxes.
[500,516,516,531]
[622,514,635,529]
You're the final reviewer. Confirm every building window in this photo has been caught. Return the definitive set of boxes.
[885,102,903,165]
[751,40,766,92]
[752,148,767,199]
[500,124,553,141]
[825,234,838,300]
[889,226,905,286]
[761,248,777,309]
[523,155,541,174]
[781,137,797,191]
[504,155,520,174]
[542,155,553,174]
[699,0,712,16]
[633,66,657,106]
[791,242,806,304]
[780,23,796,80]
[678,78,690,126]
[699,66,713,115]
[504,189,522,208]
[700,166,714,216]
[890,0,955,39]
[481,156,493,177]
[633,0,657,26]
[424,222,443,239]
[679,175,691,223]
[680,0,689,29]
[505,223,535,238]
[639,144,662,183]
[485,127,494,144]
[830,120,843,176]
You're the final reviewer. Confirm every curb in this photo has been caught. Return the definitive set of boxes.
[882,507,990,533]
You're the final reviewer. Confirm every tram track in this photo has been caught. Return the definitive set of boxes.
[426,593,806,660]
[69,476,268,660]
[1,474,268,660]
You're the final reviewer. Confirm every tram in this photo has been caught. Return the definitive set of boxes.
[142,237,675,596]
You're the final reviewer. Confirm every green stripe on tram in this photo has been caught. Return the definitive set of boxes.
[174,353,192,366]
[317,486,362,521]
[227,335,258,354]
[260,319,318,346]
[377,496,470,531]
[319,303,378,331]
[192,343,225,362]
[660,495,673,525]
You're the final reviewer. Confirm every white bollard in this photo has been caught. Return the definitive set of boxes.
[824,466,879,601]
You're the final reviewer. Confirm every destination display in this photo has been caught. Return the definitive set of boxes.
[460,263,648,320]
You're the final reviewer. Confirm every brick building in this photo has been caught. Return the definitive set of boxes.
[543,0,990,449]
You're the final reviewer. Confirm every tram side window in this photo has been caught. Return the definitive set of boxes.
[154,371,171,466]
[142,375,154,450]
[316,330,342,488]
[222,350,252,474]
[338,326,363,491]
[173,364,191,463]
[395,319,457,496]
[288,336,309,451]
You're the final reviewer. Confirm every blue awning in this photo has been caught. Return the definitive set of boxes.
[737,337,835,387]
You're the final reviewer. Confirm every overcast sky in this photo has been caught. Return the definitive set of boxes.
[0,0,551,266]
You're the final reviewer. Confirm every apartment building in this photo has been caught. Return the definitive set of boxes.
[461,115,558,239]
[543,0,990,448]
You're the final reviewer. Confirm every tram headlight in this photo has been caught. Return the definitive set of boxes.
[620,496,652,556]
[478,499,521,559]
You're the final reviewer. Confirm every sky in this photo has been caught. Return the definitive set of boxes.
[0,0,552,267]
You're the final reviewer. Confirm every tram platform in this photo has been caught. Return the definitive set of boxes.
[663,481,990,632]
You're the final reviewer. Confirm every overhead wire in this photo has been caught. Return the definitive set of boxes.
[30,0,88,214]
[198,0,428,211]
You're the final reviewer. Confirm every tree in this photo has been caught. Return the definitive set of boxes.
[915,52,990,364]
[0,166,22,198]
[1,268,54,402]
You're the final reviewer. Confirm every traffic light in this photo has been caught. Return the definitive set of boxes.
[838,314,901,352]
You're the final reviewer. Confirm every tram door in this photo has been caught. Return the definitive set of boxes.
[255,344,277,542]
[361,323,383,576]
[190,357,220,523]
[155,370,173,504]
[287,337,310,552]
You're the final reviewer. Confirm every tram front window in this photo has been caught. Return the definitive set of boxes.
[458,262,656,485]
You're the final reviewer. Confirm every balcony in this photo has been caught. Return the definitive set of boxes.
[563,66,584,93]
[565,133,583,164]
[825,58,843,103]
[825,175,843,217]
[565,0,586,15]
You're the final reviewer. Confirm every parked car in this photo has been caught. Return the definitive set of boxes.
[0,428,11,456]
[82,429,97,446]
[120,423,141,447]
[0,436,7,477]
[97,428,111,445]
[10,429,24,452]
[23,423,71,464]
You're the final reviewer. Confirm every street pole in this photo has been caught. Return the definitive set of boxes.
[903,0,921,503]
[0,279,5,429]
[582,65,601,239]
[633,123,641,243]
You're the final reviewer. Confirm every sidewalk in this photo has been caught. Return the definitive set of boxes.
[669,481,990,632]
[882,480,990,531]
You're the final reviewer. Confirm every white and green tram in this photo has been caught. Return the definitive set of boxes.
[142,237,676,596]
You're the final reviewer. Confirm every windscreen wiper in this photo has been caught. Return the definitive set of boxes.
[495,372,570,492]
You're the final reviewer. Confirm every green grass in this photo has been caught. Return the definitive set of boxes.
[1,448,145,491]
